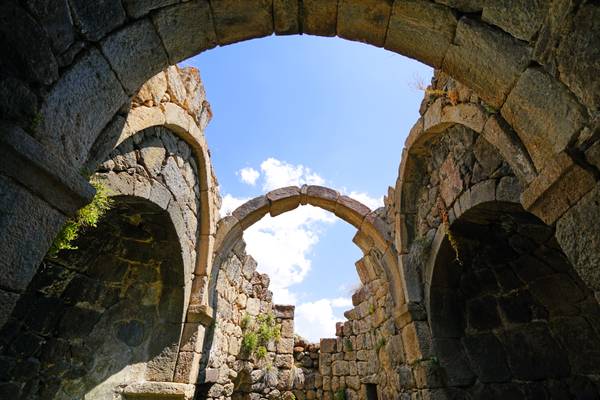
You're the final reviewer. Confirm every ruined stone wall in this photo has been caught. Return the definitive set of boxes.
[200,240,296,400]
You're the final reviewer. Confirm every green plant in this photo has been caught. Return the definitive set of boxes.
[334,389,347,400]
[241,313,252,330]
[48,181,113,257]
[241,312,281,359]
[242,331,258,354]
[256,345,268,359]
[368,303,375,315]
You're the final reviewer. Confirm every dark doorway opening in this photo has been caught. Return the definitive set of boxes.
[366,383,378,400]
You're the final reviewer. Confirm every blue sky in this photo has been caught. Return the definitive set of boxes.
[183,35,431,341]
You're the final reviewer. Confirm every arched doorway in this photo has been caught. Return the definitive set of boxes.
[0,196,186,399]
[427,200,600,398]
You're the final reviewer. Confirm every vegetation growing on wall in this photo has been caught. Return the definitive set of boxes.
[241,312,281,359]
[48,181,112,257]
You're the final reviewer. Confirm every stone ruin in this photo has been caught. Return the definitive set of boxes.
[0,1,599,399]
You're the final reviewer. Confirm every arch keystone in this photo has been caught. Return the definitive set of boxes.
[267,186,301,216]
[210,0,273,45]
[337,0,393,47]
[306,185,340,212]
[302,0,338,37]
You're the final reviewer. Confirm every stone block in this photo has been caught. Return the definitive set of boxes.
[24,0,76,54]
[232,195,269,228]
[482,0,550,41]
[69,0,126,41]
[466,295,501,331]
[585,140,600,171]
[499,323,570,380]
[385,0,457,68]
[433,0,484,13]
[122,0,178,18]
[442,103,488,133]
[210,0,273,45]
[443,18,531,108]
[102,20,168,95]
[501,68,587,170]
[274,0,300,35]
[463,333,511,383]
[274,304,295,319]
[550,316,600,374]
[402,321,432,364]
[337,0,393,47]
[0,2,59,85]
[335,195,371,228]
[470,179,496,207]
[481,115,537,184]
[306,185,339,212]
[267,186,301,217]
[521,152,595,225]
[556,3,600,111]
[39,48,128,167]
[433,339,476,386]
[302,0,338,37]
[320,338,337,353]
[556,183,600,292]
[496,176,522,204]
[153,0,217,64]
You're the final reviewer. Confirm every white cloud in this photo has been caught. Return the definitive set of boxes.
[295,298,351,342]
[238,167,260,186]
[347,191,383,210]
[245,205,335,303]
[260,158,325,191]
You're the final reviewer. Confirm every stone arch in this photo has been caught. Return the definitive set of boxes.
[211,185,401,306]
[423,198,600,397]
[24,1,593,196]
[0,194,189,399]
[394,97,536,304]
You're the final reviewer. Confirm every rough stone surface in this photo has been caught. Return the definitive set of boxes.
[443,18,531,108]
[385,0,457,68]
[337,0,393,47]
[153,0,217,64]
[101,19,169,95]
[69,0,126,41]
[501,68,588,170]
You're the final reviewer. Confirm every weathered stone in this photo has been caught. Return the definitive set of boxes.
[556,3,600,111]
[433,0,484,13]
[433,339,475,386]
[443,18,531,108]
[337,0,393,47]
[122,0,178,18]
[335,195,371,228]
[101,19,169,95]
[39,48,128,167]
[499,323,570,380]
[521,152,595,224]
[481,115,537,184]
[385,0,457,68]
[501,68,587,170]
[153,0,217,64]
[24,0,76,54]
[267,186,301,217]
[482,0,550,41]
[232,195,269,228]
[556,183,600,292]
[306,186,339,212]
[462,333,511,383]
[69,0,126,41]
[0,2,59,85]
[274,0,300,35]
[302,0,338,37]
[210,0,273,45]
